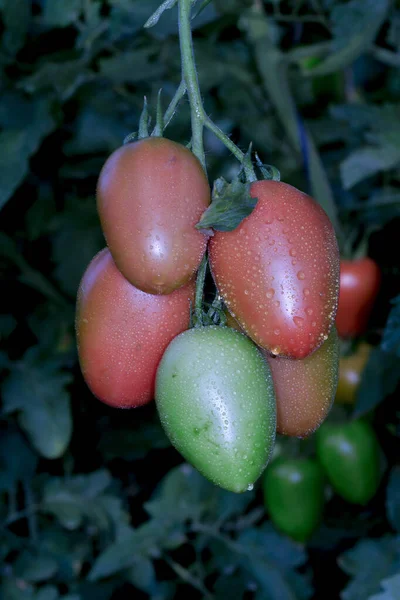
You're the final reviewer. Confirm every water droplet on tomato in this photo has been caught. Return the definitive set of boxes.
[297,271,305,280]
[293,316,304,327]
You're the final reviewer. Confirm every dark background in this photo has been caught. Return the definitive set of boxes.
[1,1,400,599]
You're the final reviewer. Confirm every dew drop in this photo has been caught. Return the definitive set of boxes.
[297,271,305,280]
[293,316,304,328]
[274,328,280,336]
[266,288,275,299]
[247,483,254,491]
[289,248,297,257]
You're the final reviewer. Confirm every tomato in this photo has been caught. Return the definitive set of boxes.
[97,137,210,295]
[316,420,381,505]
[336,343,371,405]
[264,327,339,437]
[155,326,276,493]
[263,457,325,542]
[336,258,381,338]
[209,180,340,359]
[76,248,194,408]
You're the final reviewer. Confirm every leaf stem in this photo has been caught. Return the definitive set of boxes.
[194,254,207,326]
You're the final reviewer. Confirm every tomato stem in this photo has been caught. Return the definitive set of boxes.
[193,253,208,326]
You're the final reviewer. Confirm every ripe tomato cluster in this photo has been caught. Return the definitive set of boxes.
[76,136,341,493]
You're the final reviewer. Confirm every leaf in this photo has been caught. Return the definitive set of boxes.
[2,351,73,459]
[0,0,31,55]
[340,145,400,190]
[353,348,400,416]
[41,0,82,27]
[88,529,140,581]
[20,59,93,101]
[0,96,56,210]
[339,536,400,600]
[196,177,257,231]
[382,295,400,357]
[386,467,400,533]
[0,429,38,490]
[99,49,165,85]
[14,550,59,582]
[306,0,390,76]
[144,0,178,28]
[369,574,400,600]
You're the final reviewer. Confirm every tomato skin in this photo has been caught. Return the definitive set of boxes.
[316,420,381,504]
[97,137,210,295]
[155,326,276,493]
[209,180,340,359]
[76,248,194,408]
[263,457,325,542]
[336,343,371,405]
[265,327,339,437]
[336,258,381,338]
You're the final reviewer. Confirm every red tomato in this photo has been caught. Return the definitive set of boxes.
[264,327,339,437]
[97,137,210,295]
[209,181,340,359]
[336,258,381,338]
[76,248,194,408]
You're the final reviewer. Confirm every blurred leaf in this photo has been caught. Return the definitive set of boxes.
[307,0,389,76]
[20,59,93,101]
[0,314,17,341]
[51,198,103,297]
[386,467,400,533]
[0,0,31,55]
[354,348,400,416]
[0,429,38,490]
[2,351,73,459]
[340,146,400,190]
[98,421,170,460]
[41,0,82,27]
[88,528,140,581]
[0,96,56,210]
[369,574,400,600]
[99,49,165,84]
[14,550,59,582]
[382,295,400,357]
[339,536,400,600]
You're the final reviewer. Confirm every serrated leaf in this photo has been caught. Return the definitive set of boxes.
[386,467,400,533]
[382,295,400,357]
[2,353,73,459]
[306,0,389,76]
[196,177,257,231]
[354,348,400,416]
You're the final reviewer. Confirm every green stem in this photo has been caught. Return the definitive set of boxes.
[194,254,207,325]
[179,0,206,170]
[152,80,187,136]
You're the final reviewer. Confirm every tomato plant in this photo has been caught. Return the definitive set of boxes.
[263,457,325,542]
[209,180,340,359]
[336,343,371,405]
[316,420,381,505]
[155,326,276,493]
[97,137,210,295]
[336,258,381,338]
[76,248,194,408]
[265,327,339,437]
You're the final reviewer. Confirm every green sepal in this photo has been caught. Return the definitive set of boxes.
[196,176,258,232]
[255,152,280,181]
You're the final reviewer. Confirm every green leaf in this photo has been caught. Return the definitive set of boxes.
[99,49,165,85]
[0,96,56,210]
[2,351,73,459]
[144,0,178,28]
[339,537,400,600]
[382,295,400,357]
[0,0,31,55]
[41,0,82,27]
[14,550,59,582]
[340,146,400,190]
[353,348,400,416]
[88,529,140,581]
[20,59,93,101]
[386,467,400,533]
[369,574,400,600]
[306,0,390,76]
[0,429,38,490]
[196,177,257,231]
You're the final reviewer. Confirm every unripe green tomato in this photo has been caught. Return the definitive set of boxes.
[263,457,325,542]
[316,420,381,505]
[264,327,339,437]
[155,326,276,493]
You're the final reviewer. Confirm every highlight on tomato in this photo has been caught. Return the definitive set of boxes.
[97,137,210,295]
[209,180,340,359]
[336,257,381,338]
[76,248,194,408]
[336,343,371,405]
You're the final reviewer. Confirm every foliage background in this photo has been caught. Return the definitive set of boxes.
[1,0,400,598]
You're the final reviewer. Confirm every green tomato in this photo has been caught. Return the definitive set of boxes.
[155,326,276,493]
[316,420,381,505]
[263,457,325,542]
